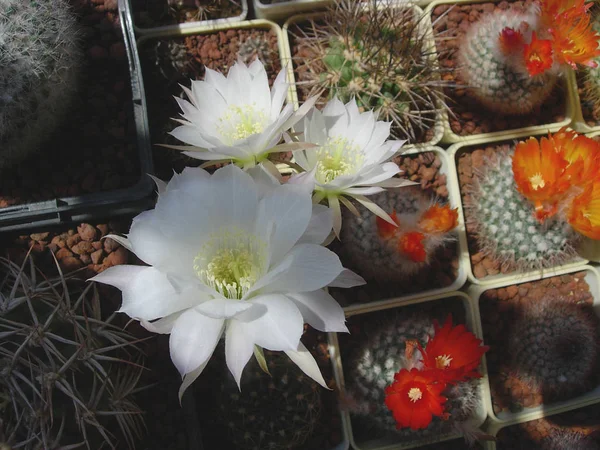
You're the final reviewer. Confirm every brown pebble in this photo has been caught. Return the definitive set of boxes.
[473,264,487,279]
[103,247,128,267]
[80,254,92,265]
[60,257,84,272]
[66,235,82,248]
[97,224,109,237]
[77,223,97,242]
[92,241,103,251]
[56,248,74,260]
[72,241,94,255]
[506,285,519,298]
[103,237,121,253]
[91,249,104,265]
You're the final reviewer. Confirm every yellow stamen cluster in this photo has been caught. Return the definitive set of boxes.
[216,104,269,145]
[435,354,453,369]
[315,136,364,184]
[407,387,423,403]
[529,173,546,190]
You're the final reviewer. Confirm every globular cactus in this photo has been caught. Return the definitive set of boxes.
[293,0,449,142]
[346,312,481,440]
[539,429,599,450]
[0,254,146,449]
[0,0,81,167]
[582,17,600,120]
[339,186,458,281]
[465,149,581,273]
[508,296,600,402]
[238,37,275,71]
[457,9,556,115]
[217,352,322,450]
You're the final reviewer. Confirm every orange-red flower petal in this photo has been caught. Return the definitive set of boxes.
[539,0,589,28]
[398,231,427,262]
[549,6,600,69]
[499,27,525,55]
[384,368,447,430]
[420,315,489,383]
[377,210,399,240]
[568,180,600,239]
[512,136,571,220]
[523,32,554,76]
[549,128,600,187]
[418,205,459,235]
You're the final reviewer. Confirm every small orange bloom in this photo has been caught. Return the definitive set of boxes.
[499,27,525,55]
[550,129,600,187]
[549,6,600,69]
[385,368,447,430]
[418,205,459,235]
[523,32,554,76]
[420,315,489,383]
[568,180,600,239]
[376,210,399,240]
[398,232,427,263]
[512,136,571,220]
[539,0,589,28]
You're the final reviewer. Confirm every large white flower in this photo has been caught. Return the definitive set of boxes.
[90,165,363,398]
[291,97,412,235]
[168,60,316,170]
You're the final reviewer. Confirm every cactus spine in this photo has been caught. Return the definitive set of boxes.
[457,9,556,115]
[0,0,81,167]
[466,149,580,272]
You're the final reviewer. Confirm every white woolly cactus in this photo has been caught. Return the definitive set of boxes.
[0,0,81,167]
[465,149,580,272]
[457,9,556,115]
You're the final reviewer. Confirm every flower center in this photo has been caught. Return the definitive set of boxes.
[193,228,268,299]
[216,104,269,145]
[529,173,546,190]
[407,387,423,403]
[435,354,453,369]
[315,136,364,184]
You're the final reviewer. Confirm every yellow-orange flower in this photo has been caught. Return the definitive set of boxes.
[376,210,399,240]
[398,232,427,263]
[539,0,589,28]
[418,205,459,235]
[549,128,600,187]
[512,136,571,220]
[568,180,600,239]
[548,6,600,69]
[523,32,554,76]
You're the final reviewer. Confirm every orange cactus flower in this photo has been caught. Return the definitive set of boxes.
[549,6,600,69]
[398,232,427,263]
[523,32,554,76]
[418,205,459,235]
[539,0,589,28]
[419,315,489,383]
[512,136,571,221]
[550,129,600,187]
[499,27,525,55]
[568,180,600,239]
[384,368,447,430]
[376,210,399,240]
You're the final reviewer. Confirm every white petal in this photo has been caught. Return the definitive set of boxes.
[236,294,303,351]
[178,359,208,402]
[288,290,347,332]
[210,165,259,230]
[169,125,216,149]
[247,164,281,197]
[328,268,366,288]
[139,311,184,334]
[284,342,329,389]
[251,244,345,295]
[90,265,201,321]
[225,320,255,389]
[344,186,385,195]
[195,299,255,319]
[270,67,288,121]
[354,162,401,186]
[170,308,225,376]
[189,78,228,118]
[297,204,333,245]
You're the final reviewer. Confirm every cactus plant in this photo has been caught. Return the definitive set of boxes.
[465,148,581,273]
[216,351,322,450]
[582,12,600,121]
[457,9,556,115]
[339,185,458,281]
[292,0,450,142]
[0,0,81,168]
[540,429,599,450]
[237,36,276,72]
[345,310,482,440]
[0,254,146,449]
[508,295,599,402]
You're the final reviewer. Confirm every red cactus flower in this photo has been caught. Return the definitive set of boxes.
[549,6,600,69]
[523,32,554,76]
[418,204,459,235]
[385,368,447,430]
[499,27,525,55]
[568,180,600,239]
[420,315,489,383]
[398,231,427,262]
[376,210,399,240]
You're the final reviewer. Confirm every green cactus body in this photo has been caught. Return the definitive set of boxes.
[0,256,145,449]
[466,149,580,272]
[0,0,81,167]
[346,312,480,439]
[508,296,599,402]
[218,353,321,450]
[238,37,275,70]
[339,186,456,280]
[457,9,556,115]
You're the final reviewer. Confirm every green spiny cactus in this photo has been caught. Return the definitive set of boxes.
[0,0,81,168]
[346,312,481,439]
[217,352,322,450]
[238,37,275,71]
[465,149,580,273]
[508,295,599,402]
[339,186,457,281]
[294,0,449,142]
[540,429,599,450]
[457,9,557,115]
[0,254,146,449]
